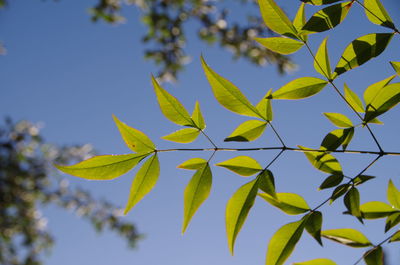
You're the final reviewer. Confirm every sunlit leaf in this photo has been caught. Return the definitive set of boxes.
[334,33,394,77]
[385,212,400,232]
[152,76,194,126]
[390,62,400,75]
[293,3,308,41]
[364,246,383,265]
[305,211,323,246]
[320,128,354,151]
[301,0,343,5]
[182,164,212,233]
[216,156,263,176]
[364,83,400,122]
[321,228,372,247]
[266,220,305,265]
[344,83,365,113]
[55,153,149,180]
[302,2,352,34]
[259,192,310,215]
[257,0,298,38]
[364,0,394,29]
[364,75,396,106]
[353,175,375,186]
[255,37,304,55]
[319,174,344,190]
[201,57,262,118]
[256,89,273,121]
[344,187,361,218]
[389,230,400,242]
[294,258,337,265]
[224,120,268,142]
[124,154,160,214]
[177,158,208,170]
[113,114,156,153]
[323,113,353,128]
[226,177,259,254]
[258,169,276,198]
[161,128,200,143]
[299,146,342,174]
[330,184,350,203]
[314,37,332,79]
[360,201,397,219]
[388,180,400,209]
[191,101,206,130]
[272,77,328,100]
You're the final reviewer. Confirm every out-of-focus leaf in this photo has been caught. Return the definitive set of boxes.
[321,228,372,247]
[294,258,337,265]
[224,120,268,142]
[55,153,148,180]
[314,37,332,79]
[344,83,365,113]
[258,169,276,198]
[323,113,353,128]
[364,83,400,122]
[259,192,310,215]
[390,62,400,75]
[301,0,343,5]
[330,184,350,203]
[124,154,160,214]
[191,101,206,130]
[216,156,263,176]
[389,230,400,242]
[256,89,273,121]
[319,174,344,190]
[364,0,394,29]
[299,146,342,175]
[255,37,304,55]
[177,158,208,170]
[344,187,361,218]
[272,77,328,100]
[360,201,397,219]
[385,212,400,232]
[226,177,259,254]
[305,211,323,246]
[388,179,400,209]
[161,128,200,143]
[334,33,394,77]
[364,246,383,265]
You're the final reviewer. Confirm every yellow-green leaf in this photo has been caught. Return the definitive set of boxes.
[161,128,200,143]
[258,169,276,198]
[182,164,212,233]
[226,177,259,254]
[389,230,400,242]
[201,57,262,118]
[293,3,308,41]
[364,246,383,265]
[314,37,332,79]
[299,146,342,174]
[364,0,394,29]
[388,180,400,209]
[255,37,304,55]
[344,187,361,218]
[259,192,310,215]
[257,0,298,38]
[321,228,372,247]
[152,76,195,127]
[323,113,353,128]
[344,83,365,113]
[113,114,155,153]
[294,258,337,265]
[272,77,328,100]
[191,101,206,130]
[385,212,400,232]
[256,89,273,121]
[334,33,394,77]
[364,83,400,122]
[216,156,263,176]
[320,128,354,151]
[124,154,160,214]
[55,153,148,180]
[364,75,396,106]
[224,120,268,142]
[266,220,305,265]
[390,62,400,75]
[177,158,208,170]
[360,201,397,219]
[305,211,323,246]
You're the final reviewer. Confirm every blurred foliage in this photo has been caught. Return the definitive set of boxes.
[0,119,141,265]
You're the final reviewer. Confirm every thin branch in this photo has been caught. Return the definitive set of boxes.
[264,149,285,170]
[200,129,218,149]
[269,122,286,147]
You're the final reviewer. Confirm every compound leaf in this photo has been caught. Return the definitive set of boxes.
[161,128,200,143]
[255,37,304,55]
[216,156,263,176]
[321,228,372,247]
[272,77,328,100]
[224,120,268,142]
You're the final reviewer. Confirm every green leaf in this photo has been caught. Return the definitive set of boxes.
[364,75,396,106]
[367,117,384,125]
[299,146,342,174]
[266,220,305,265]
[344,83,365,113]
[259,192,310,215]
[272,77,328,100]
[385,212,400,232]
[216,156,263,176]
[314,37,332,79]
[258,169,276,198]
[388,180,400,209]
[364,83,400,122]
[55,153,149,180]
[323,113,353,128]
[301,0,343,5]
[177,158,208,170]
[330,184,350,203]
[334,33,394,77]
[256,89,273,121]
[124,154,160,214]
[152,76,194,127]
[344,187,361,218]
[390,61,400,75]
[113,114,156,153]
[182,164,212,233]
[353,175,375,186]
[226,177,259,254]
[255,37,304,55]
[390,230,400,242]
[360,201,397,219]
[364,246,383,265]
[257,0,298,38]
[224,120,268,142]
[364,0,394,29]
[320,128,354,151]
[321,228,372,247]
[201,57,262,118]
[161,128,200,143]
[305,211,323,246]
[294,258,337,265]
[302,2,352,34]
[319,174,344,190]
[293,3,308,41]
[191,101,206,130]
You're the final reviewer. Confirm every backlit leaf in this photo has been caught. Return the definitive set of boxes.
[256,89,273,121]
[364,246,383,265]
[255,37,304,55]
[226,177,259,254]
[293,3,308,41]
[364,75,396,106]
[320,128,354,151]
[224,120,268,142]
[390,62,400,75]
[323,113,353,128]
[266,220,305,265]
[364,0,394,29]
[272,77,328,100]
[55,153,149,180]
[124,154,160,214]
[299,146,342,174]
[353,175,375,186]
[321,228,372,247]
[388,180,400,209]
[177,158,208,170]
[385,212,400,232]
[334,33,394,77]
[314,37,332,79]
[389,230,400,242]
[258,169,276,198]
[161,128,200,143]
[319,174,344,190]
[344,83,365,113]
[259,192,310,215]
[294,258,337,265]
[216,156,263,176]
[360,201,397,219]
[201,57,262,118]
[191,101,206,130]
[330,184,350,203]
[301,0,343,5]
[364,83,400,122]
[305,211,323,246]
[344,187,361,218]
[152,76,194,126]
[182,164,212,233]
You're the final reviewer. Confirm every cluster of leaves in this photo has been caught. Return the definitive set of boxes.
[0,119,141,265]
[56,0,400,264]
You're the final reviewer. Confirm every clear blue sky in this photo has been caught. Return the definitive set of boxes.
[1,0,400,264]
